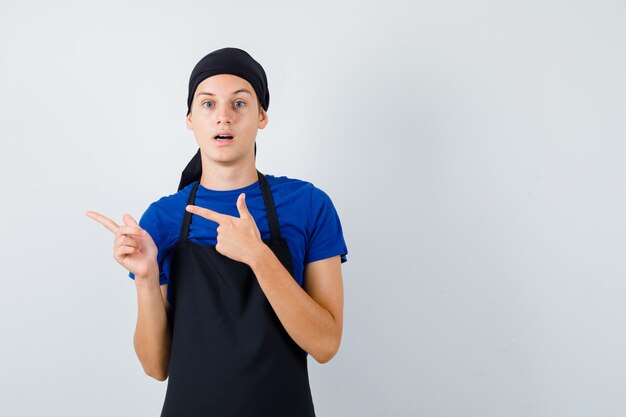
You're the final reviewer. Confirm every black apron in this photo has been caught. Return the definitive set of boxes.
[160,170,316,417]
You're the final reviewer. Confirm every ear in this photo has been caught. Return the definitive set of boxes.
[258,109,268,129]
[186,112,193,130]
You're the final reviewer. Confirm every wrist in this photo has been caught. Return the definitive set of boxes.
[134,261,159,285]
[248,241,270,269]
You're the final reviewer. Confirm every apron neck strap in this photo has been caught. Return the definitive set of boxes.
[256,170,282,244]
[180,181,200,242]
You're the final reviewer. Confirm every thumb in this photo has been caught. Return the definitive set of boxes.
[123,213,139,227]
[236,193,251,219]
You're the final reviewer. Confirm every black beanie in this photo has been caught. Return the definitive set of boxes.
[179,47,269,191]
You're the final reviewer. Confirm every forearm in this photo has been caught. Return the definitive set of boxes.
[249,245,340,363]
[133,266,171,381]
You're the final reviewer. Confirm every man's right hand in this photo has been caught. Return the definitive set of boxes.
[85,211,158,279]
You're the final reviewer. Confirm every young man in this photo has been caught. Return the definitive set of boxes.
[86,47,348,416]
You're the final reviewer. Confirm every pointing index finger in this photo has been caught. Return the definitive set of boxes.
[85,210,120,234]
[186,205,228,224]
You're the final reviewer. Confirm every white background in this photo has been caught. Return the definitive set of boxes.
[1,1,625,416]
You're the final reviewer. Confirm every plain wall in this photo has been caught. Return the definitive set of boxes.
[1,0,624,416]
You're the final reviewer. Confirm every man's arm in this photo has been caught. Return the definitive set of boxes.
[133,263,172,381]
[249,250,344,364]
[85,210,171,379]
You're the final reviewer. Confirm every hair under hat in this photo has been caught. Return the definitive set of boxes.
[179,47,269,191]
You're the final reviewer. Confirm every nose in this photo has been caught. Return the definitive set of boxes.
[215,104,233,124]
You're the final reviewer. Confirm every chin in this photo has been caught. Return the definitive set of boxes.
[208,150,244,163]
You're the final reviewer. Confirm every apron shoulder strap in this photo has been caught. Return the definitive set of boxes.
[257,170,282,243]
[179,180,200,242]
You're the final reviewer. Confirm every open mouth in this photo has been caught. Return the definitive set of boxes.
[214,134,234,141]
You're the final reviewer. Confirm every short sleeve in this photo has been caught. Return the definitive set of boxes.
[304,187,348,264]
[128,202,174,286]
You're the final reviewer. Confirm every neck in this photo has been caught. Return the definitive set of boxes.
[199,154,258,191]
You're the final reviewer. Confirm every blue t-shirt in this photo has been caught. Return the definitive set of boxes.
[129,174,348,287]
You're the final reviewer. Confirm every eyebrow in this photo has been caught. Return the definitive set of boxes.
[196,88,253,98]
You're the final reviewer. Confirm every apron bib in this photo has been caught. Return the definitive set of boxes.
[160,170,316,417]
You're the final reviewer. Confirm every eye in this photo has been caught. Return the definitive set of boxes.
[202,101,214,108]
[234,100,246,108]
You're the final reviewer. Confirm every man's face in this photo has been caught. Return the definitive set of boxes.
[186,73,268,166]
